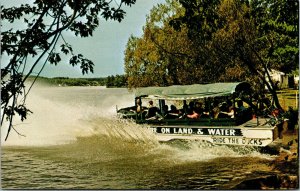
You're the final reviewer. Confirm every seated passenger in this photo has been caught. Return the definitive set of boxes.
[236,103,252,121]
[145,100,159,119]
[162,105,169,118]
[182,102,188,114]
[186,101,195,113]
[130,98,142,113]
[187,109,200,119]
[162,105,168,114]
[219,102,235,118]
[194,102,204,115]
[212,101,220,119]
[168,105,180,118]
[218,103,230,118]
[154,105,169,120]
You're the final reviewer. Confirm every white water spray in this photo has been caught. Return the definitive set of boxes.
[1,85,274,162]
[1,85,136,146]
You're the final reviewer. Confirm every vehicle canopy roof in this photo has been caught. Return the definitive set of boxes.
[135,82,251,100]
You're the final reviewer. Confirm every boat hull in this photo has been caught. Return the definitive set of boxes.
[147,119,279,147]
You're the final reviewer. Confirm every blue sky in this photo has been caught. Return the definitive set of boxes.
[1,0,166,78]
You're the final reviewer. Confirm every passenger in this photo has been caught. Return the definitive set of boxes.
[212,101,220,119]
[130,98,144,119]
[169,105,178,113]
[187,101,195,114]
[194,102,204,115]
[145,100,159,119]
[218,103,230,118]
[201,110,210,118]
[168,105,180,118]
[156,105,169,119]
[219,101,235,118]
[148,100,153,107]
[132,98,141,113]
[187,109,200,119]
[237,100,246,112]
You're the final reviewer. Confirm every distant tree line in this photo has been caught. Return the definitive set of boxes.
[27,75,127,87]
[106,74,127,88]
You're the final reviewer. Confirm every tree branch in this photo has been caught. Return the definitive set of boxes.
[3,5,51,74]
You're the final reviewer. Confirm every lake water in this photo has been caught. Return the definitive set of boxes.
[1,86,279,189]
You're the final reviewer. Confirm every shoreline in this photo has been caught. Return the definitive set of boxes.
[231,128,299,189]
